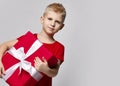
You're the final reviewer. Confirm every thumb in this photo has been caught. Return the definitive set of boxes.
[42,57,47,63]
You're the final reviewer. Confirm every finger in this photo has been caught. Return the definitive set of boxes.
[2,67,5,74]
[0,68,5,78]
[0,75,2,78]
[34,59,39,65]
[0,69,2,77]
[42,57,47,63]
[34,63,38,71]
[36,57,42,63]
[57,59,61,65]
[0,68,3,74]
[34,58,39,64]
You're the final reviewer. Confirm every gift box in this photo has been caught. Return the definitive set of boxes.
[2,31,58,86]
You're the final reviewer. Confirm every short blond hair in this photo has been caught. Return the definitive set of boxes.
[43,3,66,22]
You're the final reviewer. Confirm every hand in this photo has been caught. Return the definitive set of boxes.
[0,61,5,77]
[34,57,48,72]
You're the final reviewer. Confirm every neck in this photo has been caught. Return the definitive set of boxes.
[37,30,55,43]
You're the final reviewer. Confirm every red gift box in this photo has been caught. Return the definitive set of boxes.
[2,31,58,86]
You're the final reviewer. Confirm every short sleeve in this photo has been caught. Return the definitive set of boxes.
[55,43,65,64]
[17,34,25,41]
[43,41,65,64]
[17,31,34,41]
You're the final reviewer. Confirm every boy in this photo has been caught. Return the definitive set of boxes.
[0,2,66,86]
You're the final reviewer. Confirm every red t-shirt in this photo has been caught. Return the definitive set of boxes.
[18,33,65,86]
[36,41,64,86]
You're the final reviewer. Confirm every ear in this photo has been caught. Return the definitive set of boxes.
[40,16,44,24]
[60,23,65,30]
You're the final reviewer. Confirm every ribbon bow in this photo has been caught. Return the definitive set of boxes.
[3,40,43,81]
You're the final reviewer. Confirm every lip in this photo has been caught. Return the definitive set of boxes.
[48,27,55,31]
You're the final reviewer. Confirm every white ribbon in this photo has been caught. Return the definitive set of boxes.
[2,40,43,81]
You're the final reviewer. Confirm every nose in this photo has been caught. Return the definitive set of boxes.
[51,21,55,27]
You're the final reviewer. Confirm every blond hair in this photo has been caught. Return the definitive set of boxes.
[43,3,66,22]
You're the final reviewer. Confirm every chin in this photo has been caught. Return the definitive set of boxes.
[46,32,53,35]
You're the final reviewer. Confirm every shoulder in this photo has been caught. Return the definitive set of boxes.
[17,31,37,41]
[55,41,65,49]
[54,41,65,55]
[54,41,65,63]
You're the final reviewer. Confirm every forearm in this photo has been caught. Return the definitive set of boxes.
[0,43,9,60]
[41,65,59,77]
[0,40,18,76]
[0,43,8,75]
[0,40,18,61]
[34,57,61,77]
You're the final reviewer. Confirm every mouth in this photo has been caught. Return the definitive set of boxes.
[48,27,55,31]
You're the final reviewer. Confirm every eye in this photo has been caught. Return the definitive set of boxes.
[56,21,61,24]
[48,18,52,20]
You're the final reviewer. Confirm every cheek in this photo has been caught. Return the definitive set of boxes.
[55,27,61,32]
[42,21,48,26]
[44,20,50,25]
[57,25,63,30]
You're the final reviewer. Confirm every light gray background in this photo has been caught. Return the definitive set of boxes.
[0,0,120,86]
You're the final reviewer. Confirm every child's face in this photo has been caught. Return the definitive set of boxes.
[40,11,64,35]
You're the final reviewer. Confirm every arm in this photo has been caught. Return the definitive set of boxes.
[0,40,18,60]
[34,57,61,77]
[0,40,18,76]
